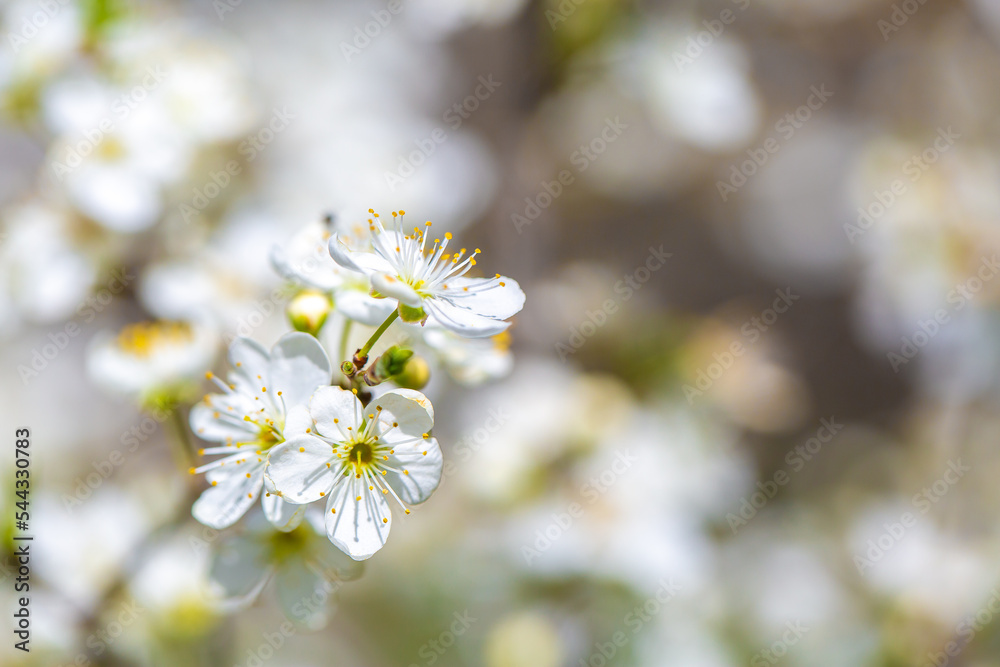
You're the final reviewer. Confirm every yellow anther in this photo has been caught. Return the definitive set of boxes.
[211,481,218,486]
[299,447,305,452]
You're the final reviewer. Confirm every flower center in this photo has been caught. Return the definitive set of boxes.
[117,320,194,358]
[348,441,375,466]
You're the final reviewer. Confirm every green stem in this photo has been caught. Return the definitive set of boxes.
[358,310,399,359]
[338,318,353,366]
[167,406,195,469]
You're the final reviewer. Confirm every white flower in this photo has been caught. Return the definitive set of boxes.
[270,215,394,326]
[210,510,362,628]
[87,320,218,401]
[417,325,513,385]
[188,332,332,531]
[328,210,524,337]
[265,386,443,560]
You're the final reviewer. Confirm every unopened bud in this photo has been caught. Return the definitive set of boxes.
[397,303,426,324]
[392,354,430,390]
[287,290,332,336]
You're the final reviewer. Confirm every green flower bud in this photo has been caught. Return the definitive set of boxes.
[287,290,332,336]
[375,345,414,379]
[397,303,426,323]
[391,354,431,390]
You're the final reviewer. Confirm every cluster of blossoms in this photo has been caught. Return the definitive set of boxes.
[182,210,525,563]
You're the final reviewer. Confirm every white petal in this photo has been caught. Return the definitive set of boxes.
[228,337,270,393]
[335,290,395,326]
[329,237,395,276]
[192,463,265,529]
[283,404,313,439]
[386,437,443,505]
[447,276,525,320]
[268,332,332,407]
[274,556,329,628]
[262,493,307,532]
[265,436,336,504]
[325,475,391,560]
[306,522,366,580]
[371,272,423,307]
[370,389,434,442]
[425,298,511,338]
[328,234,365,273]
[190,401,253,443]
[210,533,271,602]
[310,386,362,439]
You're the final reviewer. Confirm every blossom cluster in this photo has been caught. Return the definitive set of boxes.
[184,210,524,561]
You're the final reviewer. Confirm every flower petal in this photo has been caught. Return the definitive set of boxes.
[325,475,391,561]
[274,556,330,629]
[335,290,395,326]
[283,404,313,439]
[209,533,272,602]
[386,437,443,505]
[371,272,423,307]
[329,236,395,276]
[192,462,265,529]
[447,276,525,320]
[425,298,511,338]
[228,337,270,393]
[268,332,332,408]
[265,435,336,504]
[262,493,307,532]
[310,386,362,440]
[370,389,434,442]
[190,401,254,443]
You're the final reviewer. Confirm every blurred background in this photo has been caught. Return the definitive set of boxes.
[3,0,1000,665]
